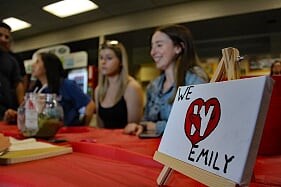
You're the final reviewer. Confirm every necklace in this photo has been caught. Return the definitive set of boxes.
[35,84,48,93]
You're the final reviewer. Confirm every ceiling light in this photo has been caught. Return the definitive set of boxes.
[109,40,119,45]
[3,17,31,32]
[43,0,98,18]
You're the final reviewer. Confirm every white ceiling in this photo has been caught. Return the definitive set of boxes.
[1,0,281,57]
[0,0,193,40]
[1,0,280,41]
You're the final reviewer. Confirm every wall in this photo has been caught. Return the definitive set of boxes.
[14,0,281,81]
[13,0,281,52]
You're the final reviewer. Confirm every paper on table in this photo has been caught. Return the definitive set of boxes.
[8,137,56,151]
[0,137,72,165]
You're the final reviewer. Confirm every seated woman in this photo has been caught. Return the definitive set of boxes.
[95,40,143,129]
[5,52,95,126]
[124,24,209,136]
[270,60,281,76]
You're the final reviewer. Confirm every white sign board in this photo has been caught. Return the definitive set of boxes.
[61,51,88,69]
[24,46,88,73]
[157,76,273,185]
[32,45,70,60]
[68,68,88,94]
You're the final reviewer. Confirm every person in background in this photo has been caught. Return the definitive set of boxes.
[0,22,24,121]
[5,52,95,126]
[124,24,209,136]
[270,60,281,76]
[0,22,28,91]
[95,40,143,129]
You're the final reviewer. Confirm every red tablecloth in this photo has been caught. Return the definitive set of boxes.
[1,122,281,187]
[0,152,208,187]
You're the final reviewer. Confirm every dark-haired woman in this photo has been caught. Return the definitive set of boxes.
[5,52,95,126]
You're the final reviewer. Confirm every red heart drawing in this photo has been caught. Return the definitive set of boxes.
[184,98,221,145]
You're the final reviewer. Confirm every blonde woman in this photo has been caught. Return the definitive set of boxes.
[95,41,143,128]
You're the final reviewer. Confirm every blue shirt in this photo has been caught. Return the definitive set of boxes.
[41,79,91,126]
[143,70,207,134]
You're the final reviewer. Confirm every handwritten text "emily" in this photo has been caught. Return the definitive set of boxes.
[188,145,235,174]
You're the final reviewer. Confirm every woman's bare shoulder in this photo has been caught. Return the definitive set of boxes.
[126,77,142,92]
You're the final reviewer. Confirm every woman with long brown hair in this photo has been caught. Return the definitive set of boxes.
[124,24,208,136]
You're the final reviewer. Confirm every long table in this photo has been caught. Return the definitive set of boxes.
[0,122,281,186]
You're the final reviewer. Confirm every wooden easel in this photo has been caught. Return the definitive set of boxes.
[210,47,241,82]
[154,151,237,187]
[154,47,242,187]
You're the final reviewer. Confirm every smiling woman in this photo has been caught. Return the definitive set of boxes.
[124,24,209,136]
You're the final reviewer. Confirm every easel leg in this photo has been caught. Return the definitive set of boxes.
[210,57,225,82]
[157,166,173,186]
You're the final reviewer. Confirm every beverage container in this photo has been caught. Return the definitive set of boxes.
[17,93,64,138]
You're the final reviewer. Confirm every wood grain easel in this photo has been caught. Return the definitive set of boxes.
[210,47,241,82]
[154,47,242,187]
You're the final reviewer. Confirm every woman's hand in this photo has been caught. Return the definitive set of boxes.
[4,109,17,124]
[124,123,144,136]
[0,133,10,153]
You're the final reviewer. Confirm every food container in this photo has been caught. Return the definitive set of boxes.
[17,93,64,139]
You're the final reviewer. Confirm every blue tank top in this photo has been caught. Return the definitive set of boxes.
[98,96,128,129]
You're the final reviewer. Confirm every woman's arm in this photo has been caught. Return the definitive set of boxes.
[94,86,104,128]
[4,109,17,124]
[83,99,95,126]
[124,78,144,124]
[124,121,156,136]
[123,79,144,135]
